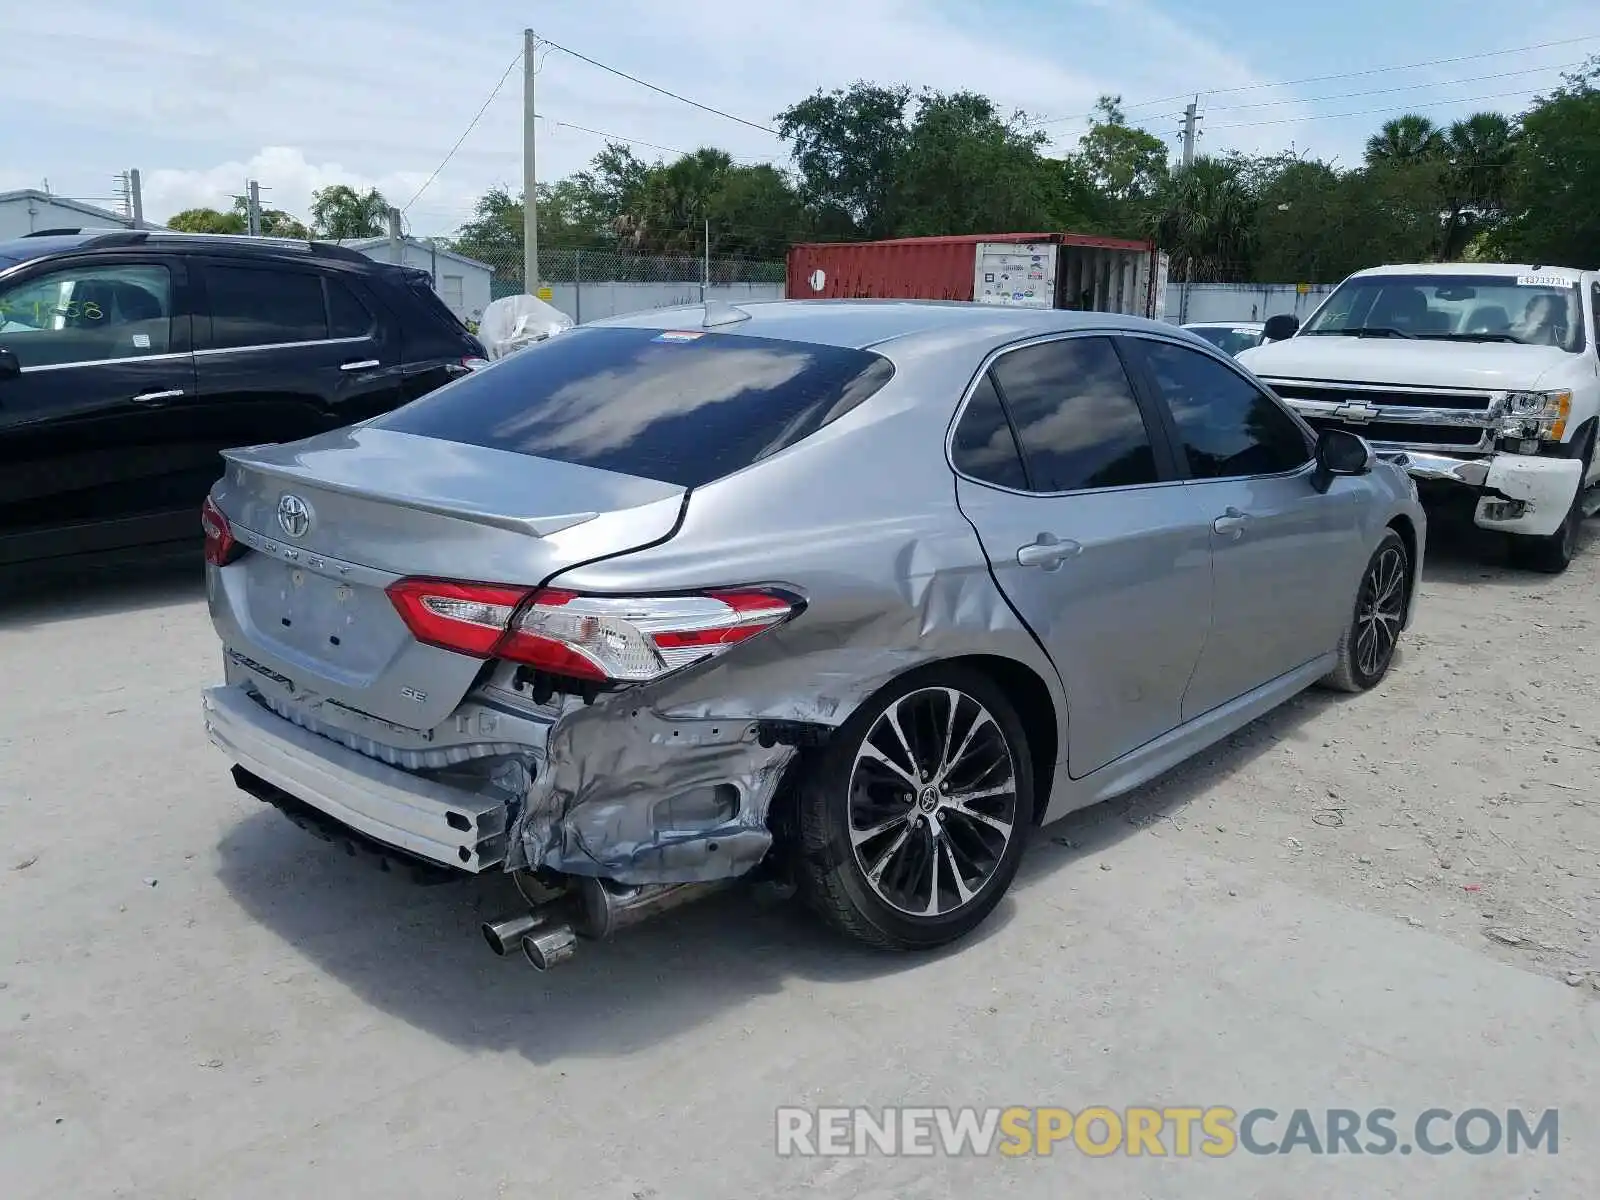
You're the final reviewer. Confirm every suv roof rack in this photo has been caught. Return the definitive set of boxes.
[73,230,371,263]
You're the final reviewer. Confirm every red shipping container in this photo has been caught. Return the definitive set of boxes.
[787,232,1162,316]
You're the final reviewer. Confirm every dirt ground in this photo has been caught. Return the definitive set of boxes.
[1,517,1596,1198]
[1062,517,1600,992]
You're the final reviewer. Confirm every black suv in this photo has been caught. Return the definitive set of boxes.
[0,230,488,567]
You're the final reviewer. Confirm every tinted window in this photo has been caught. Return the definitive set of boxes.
[207,266,327,349]
[989,337,1158,492]
[951,374,1027,489]
[0,263,171,368]
[327,278,374,339]
[374,326,895,488]
[1139,340,1310,479]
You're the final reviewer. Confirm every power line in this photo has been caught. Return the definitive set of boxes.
[1205,59,1586,112]
[532,31,780,136]
[1031,32,1600,126]
[402,51,522,214]
[1208,85,1549,131]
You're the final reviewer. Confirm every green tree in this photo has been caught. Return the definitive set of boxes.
[1149,155,1255,282]
[166,207,246,234]
[1364,114,1444,166]
[777,82,912,239]
[1491,58,1600,267]
[1436,112,1515,260]
[1071,96,1170,234]
[893,90,1068,236]
[309,184,389,239]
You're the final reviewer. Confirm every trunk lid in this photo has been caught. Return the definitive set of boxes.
[210,426,684,729]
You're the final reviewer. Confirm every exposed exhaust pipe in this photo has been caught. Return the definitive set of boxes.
[522,924,579,971]
[577,878,725,940]
[481,911,546,957]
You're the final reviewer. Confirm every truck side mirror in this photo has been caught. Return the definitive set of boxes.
[1263,314,1300,342]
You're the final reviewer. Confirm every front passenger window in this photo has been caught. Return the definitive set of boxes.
[0,264,172,368]
[1139,340,1311,479]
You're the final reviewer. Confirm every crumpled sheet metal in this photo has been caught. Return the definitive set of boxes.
[505,536,1051,884]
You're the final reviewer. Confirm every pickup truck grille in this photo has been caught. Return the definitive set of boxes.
[1265,378,1503,454]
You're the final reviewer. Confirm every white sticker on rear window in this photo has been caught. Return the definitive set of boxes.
[1517,275,1567,288]
[654,330,704,343]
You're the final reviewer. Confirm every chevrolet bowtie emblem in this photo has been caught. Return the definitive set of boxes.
[1333,401,1381,423]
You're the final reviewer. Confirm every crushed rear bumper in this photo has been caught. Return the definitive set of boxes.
[202,684,510,873]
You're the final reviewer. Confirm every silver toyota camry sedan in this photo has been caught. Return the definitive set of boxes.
[200,299,1425,965]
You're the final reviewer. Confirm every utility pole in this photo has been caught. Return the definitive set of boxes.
[387,206,403,264]
[246,180,262,236]
[702,217,710,304]
[1180,97,1200,169]
[523,28,539,295]
[129,168,143,227]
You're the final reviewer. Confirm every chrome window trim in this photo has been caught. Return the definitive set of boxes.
[18,350,191,374]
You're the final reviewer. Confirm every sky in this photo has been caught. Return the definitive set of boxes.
[2,0,1597,236]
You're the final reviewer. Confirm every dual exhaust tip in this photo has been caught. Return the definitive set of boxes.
[480,878,722,970]
[480,911,578,971]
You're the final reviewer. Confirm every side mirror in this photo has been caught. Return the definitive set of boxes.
[0,347,19,381]
[1310,428,1372,494]
[1262,313,1300,342]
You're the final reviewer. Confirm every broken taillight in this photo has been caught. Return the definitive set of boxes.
[201,495,242,566]
[385,579,798,683]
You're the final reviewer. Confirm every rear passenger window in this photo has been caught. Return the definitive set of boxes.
[1138,340,1311,478]
[989,337,1159,492]
[951,375,1027,490]
[327,278,374,339]
[207,266,328,349]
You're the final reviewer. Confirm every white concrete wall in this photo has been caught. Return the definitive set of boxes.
[350,241,493,326]
[543,281,785,324]
[1163,282,1337,325]
[0,195,132,240]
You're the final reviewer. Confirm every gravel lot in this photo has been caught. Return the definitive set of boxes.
[2,523,1597,1198]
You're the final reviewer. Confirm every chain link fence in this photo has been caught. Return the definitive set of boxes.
[415,241,788,328]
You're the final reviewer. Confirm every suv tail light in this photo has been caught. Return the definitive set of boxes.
[201,496,242,566]
[386,579,798,683]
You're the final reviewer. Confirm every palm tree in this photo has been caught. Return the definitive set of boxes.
[1437,112,1515,259]
[1364,115,1443,167]
[1148,156,1256,283]
[308,185,390,239]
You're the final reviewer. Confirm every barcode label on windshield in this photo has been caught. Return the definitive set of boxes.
[1516,275,1567,288]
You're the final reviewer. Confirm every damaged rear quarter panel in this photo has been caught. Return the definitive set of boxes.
[512,341,1070,884]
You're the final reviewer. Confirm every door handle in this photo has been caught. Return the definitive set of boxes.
[131,388,185,405]
[1212,508,1248,539]
[1017,534,1082,569]
[340,358,381,372]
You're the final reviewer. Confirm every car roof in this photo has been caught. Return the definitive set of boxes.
[1350,262,1588,282]
[594,298,1179,353]
[0,230,379,272]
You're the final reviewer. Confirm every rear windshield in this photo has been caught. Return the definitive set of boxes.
[373,325,896,488]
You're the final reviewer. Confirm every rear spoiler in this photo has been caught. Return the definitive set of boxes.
[220,444,602,538]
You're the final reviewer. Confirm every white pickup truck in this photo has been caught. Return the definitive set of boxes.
[1238,263,1600,572]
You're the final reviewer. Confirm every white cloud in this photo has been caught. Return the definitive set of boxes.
[6,0,1583,234]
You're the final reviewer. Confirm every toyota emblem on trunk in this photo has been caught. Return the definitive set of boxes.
[276,494,312,539]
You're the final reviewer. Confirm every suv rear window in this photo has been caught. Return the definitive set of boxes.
[373,326,896,488]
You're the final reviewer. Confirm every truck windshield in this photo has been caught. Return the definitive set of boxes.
[1302,273,1585,352]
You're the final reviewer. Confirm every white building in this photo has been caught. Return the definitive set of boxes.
[0,189,165,240]
[340,236,494,327]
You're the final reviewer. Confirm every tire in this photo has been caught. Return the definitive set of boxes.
[1507,487,1583,575]
[794,664,1034,949]
[1510,427,1596,575]
[1320,530,1410,694]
